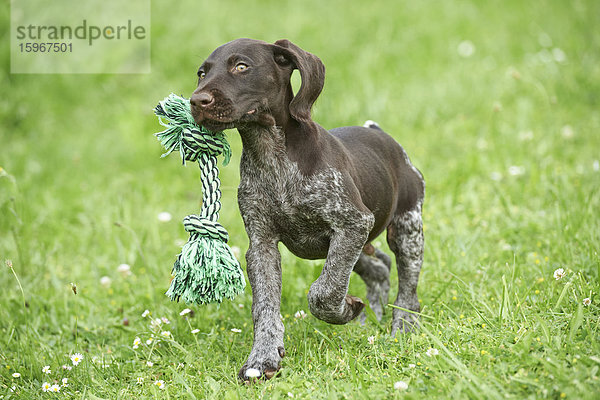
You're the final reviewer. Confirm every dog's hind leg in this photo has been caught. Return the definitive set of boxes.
[387,203,424,336]
[353,247,391,322]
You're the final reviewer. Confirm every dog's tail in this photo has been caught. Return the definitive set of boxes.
[363,120,383,131]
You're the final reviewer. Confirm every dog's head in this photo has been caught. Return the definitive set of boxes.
[190,38,325,132]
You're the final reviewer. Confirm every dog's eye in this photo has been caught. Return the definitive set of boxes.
[234,63,249,72]
[198,71,206,80]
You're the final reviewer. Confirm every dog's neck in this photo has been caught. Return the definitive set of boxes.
[237,118,324,176]
[238,125,288,173]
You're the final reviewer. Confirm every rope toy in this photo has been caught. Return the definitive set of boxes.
[153,93,245,305]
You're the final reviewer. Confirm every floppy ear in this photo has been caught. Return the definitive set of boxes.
[272,39,325,123]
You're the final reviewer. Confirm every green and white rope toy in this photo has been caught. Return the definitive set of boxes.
[154,93,245,305]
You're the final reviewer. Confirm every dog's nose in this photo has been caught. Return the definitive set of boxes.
[190,92,214,108]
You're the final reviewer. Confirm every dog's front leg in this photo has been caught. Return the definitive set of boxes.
[238,237,285,381]
[308,214,374,325]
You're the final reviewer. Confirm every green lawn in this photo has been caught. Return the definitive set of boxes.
[1,0,600,398]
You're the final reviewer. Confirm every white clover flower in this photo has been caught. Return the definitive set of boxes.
[553,48,566,63]
[457,40,475,58]
[294,310,307,319]
[561,125,574,139]
[583,298,591,306]
[50,384,61,393]
[179,308,192,316]
[12,372,21,378]
[191,329,200,334]
[141,309,150,318]
[71,353,84,366]
[231,328,242,333]
[394,381,409,390]
[157,212,172,222]
[425,348,439,357]
[508,166,525,176]
[367,335,375,345]
[41,382,51,392]
[245,368,261,378]
[136,377,144,385]
[117,263,132,277]
[42,365,51,374]
[100,276,112,287]
[154,380,165,389]
[62,378,68,387]
[553,268,566,280]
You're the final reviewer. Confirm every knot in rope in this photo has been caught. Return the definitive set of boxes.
[183,215,229,242]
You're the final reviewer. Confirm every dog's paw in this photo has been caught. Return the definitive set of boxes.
[390,309,420,337]
[238,346,285,382]
[345,294,365,321]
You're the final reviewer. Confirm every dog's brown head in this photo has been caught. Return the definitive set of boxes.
[190,38,325,132]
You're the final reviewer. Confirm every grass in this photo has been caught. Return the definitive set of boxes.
[1,0,599,398]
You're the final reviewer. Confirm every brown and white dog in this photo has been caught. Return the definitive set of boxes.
[190,38,425,381]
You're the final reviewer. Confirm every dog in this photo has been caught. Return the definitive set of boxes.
[190,38,425,381]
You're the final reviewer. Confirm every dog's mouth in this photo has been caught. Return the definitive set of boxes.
[193,107,262,132]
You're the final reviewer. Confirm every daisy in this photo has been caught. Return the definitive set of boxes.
[425,348,439,357]
[294,310,307,319]
[160,331,171,338]
[157,212,172,222]
[141,309,150,318]
[12,372,21,378]
[408,364,416,368]
[146,338,153,345]
[394,381,409,390]
[42,365,51,374]
[62,378,69,387]
[50,384,61,393]
[553,268,566,280]
[71,353,84,366]
[367,335,375,345]
[41,382,51,392]
[136,377,144,385]
[231,328,242,333]
[154,380,165,389]
[191,329,200,334]
[179,308,192,316]
[150,318,162,330]
[133,337,141,349]
[583,298,592,306]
